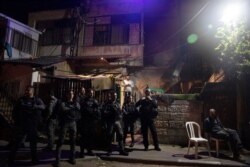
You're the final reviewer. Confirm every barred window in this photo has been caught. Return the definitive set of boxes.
[10,29,37,55]
[84,13,141,46]
[93,25,111,45]
[36,19,75,46]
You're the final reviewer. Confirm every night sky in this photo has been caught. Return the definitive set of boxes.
[0,0,81,24]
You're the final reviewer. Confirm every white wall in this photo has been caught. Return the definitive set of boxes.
[0,13,41,60]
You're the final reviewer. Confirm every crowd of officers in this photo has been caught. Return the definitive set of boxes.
[7,85,161,167]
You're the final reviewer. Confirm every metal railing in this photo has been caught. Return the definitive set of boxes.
[0,81,20,124]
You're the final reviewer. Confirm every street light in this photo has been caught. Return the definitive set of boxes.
[214,0,250,67]
[220,1,247,26]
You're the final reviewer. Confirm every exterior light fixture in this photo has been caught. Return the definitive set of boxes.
[220,2,247,25]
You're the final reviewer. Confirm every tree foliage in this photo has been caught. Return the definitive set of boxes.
[215,20,250,74]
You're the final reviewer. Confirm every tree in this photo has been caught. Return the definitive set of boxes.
[215,17,250,139]
[215,19,250,78]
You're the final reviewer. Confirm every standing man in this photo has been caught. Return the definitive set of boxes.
[136,88,161,151]
[44,90,59,151]
[102,91,128,156]
[122,95,138,147]
[76,86,85,142]
[79,89,100,157]
[8,86,45,165]
[123,75,134,97]
[55,89,80,167]
[77,86,86,104]
[204,108,250,160]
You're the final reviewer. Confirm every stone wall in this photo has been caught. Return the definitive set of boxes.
[154,99,203,146]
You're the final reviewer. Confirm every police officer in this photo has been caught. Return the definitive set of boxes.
[122,95,138,147]
[44,90,59,151]
[76,86,85,143]
[77,86,86,104]
[135,88,161,151]
[79,88,99,157]
[8,85,45,165]
[55,89,80,167]
[102,91,128,156]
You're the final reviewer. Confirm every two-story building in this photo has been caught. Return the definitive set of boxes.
[27,0,144,103]
[0,13,42,96]
[0,13,40,121]
[0,13,67,122]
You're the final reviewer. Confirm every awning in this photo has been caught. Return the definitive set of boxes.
[43,73,123,91]
[1,56,66,68]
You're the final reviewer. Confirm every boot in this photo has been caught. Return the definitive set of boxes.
[106,146,112,156]
[69,158,76,165]
[233,154,245,162]
[69,150,76,165]
[31,154,39,165]
[55,146,61,167]
[79,151,85,158]
[87,149,95,156]
[119,150,129,156]
[79,145,85,158]
[118,140,129,156]
[69,139,76,164]
[31,142,39,164]
[53,161,61,167]
[129,135,135,147]
[155,146,161,151]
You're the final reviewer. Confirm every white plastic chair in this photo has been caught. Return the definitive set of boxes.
[185,121,211,159]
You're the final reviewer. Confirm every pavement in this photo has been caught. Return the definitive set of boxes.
[0,135,250,167]
[102,144,250,167]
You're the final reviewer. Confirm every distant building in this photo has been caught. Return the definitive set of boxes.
[26,0,145,103]
[28,0,144,68]
[0,12,43,94]
[0,13,42,122]
[0,13,40,60]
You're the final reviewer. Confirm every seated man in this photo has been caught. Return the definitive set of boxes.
[204,108,250,160]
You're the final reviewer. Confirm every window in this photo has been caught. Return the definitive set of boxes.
[84,13,141,46]
[10,29,37,55]
[93,25,111,45]
[12,30,22,50]
[36,19,75,46]
[22,36,32,53]
[111,24,129,45]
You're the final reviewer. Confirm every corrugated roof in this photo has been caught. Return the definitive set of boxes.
[0,13,41,34]
[1,56,66,68]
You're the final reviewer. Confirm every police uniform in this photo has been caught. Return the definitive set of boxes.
[9,96,45,164]
[102,100,128,155]
[122,101,138,147]
[136,97,160,151]
[55,99,80,166]
[45,96,59,150]
[79,96,99,156]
